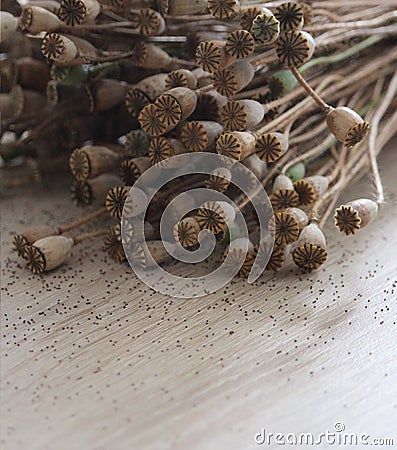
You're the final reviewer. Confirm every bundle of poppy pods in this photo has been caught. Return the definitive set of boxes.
[2,0,396,277]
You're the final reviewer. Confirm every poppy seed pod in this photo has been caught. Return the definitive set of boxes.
[334,198,378,236]
[58,0,101,26]
[69,146,121,179]
[251,10,280,44]
[268,207,308,245]
[138,103,168,137]
[128,240,173,269]
[255,131,289,163]
[158,0,208,16]
[205,166,232,193]
[174,216,201,248]
[223,237,256,278]
[241,153,268,180]
[276,30,315,67]
[221,100,267,131]
[19,5,62,35]
[124,129,150,157]
[196,40,236,74]
[270,174,299,211]
[154,87,198,129]
[132,42,173,69]
[208,0,240,20]
[24,236,74,274]
[148,137,187,167]
[90,79,128,112]
[326,107,370,148]
[225,29,255,59]
[240,6,267,31]
[292,222,327,271]
[71,174,122,207]
[103,224,126,263]
[255,238,288,273]
[165,69,197,90]
[106,185,148,220]
[120,156,151,185]
[196,200,236,235]
[15,57,51,91]
[13,225,60,258]
[274,2,304,32]
[193,90,228,122]
[181,120,224,152]
[0,85,47,120]
[135,73,168,100]
[41,33,79,65]
[131,8,166,36]
[212,59,255,98]
[1,12,18,43]
[216,131,256,162]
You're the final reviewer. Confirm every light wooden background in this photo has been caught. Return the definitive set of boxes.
[1,146,396,450]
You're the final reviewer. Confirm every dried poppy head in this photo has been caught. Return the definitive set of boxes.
[196,200,236,235]
[221,100,266,131]
[41,33,78,65]
[20,5,62,35]
[105,185,129,220]
[128,240,172,270]
[301,2,314,26]
[154,87,197,129]
[125,88,151,118]
[131,8,166,35]
[241,153,268,181]
[90,79,127,112]
[148,137,186,167]
[270,174,299,211]
[58,0,87,26]
[193,90,227,122]
[13,225,59,258]
[120,156,150,185]
[268,69,298,98]
[268,207,308,245]
[124,129,150,157]
[138,103,167,137]
[240,7,264,32]
[276,30,315,67]
[71,174,122,207]
[216,131,256,162]
[251,10,280,44]
[225,30,255,59]
[195,40,235,74]
[165,69,197,90]
[212,59,255,98]
[254,238,287,272]
[181,120,224,152]
[292,223,327,271]
[255,132,289,163]
[134,73,168,100]
[205,167,232,193]
[223,237,256,278]
[103,224,126,263]
[326,107,370,148]
[1,11,18,43]
[334,198,378,236]
[274,2,304,32]
[132,42,172,69]
[295,175,329,206]
[173,217,201,248]
[69,146,120,180]
[24,236,73,274]
[208,0,240,20]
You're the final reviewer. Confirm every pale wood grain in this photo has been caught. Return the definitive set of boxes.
[1,146,396,450]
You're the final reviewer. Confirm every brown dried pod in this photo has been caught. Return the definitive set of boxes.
[124,129,150,157]
[15,57,51,91]
[274,2,304,32]
[41,33,85,66]
[221,100,266,131]
[128,240,172,269]
[24,236,74,274]
[193,90,228,122]
[195,40,235,75]
[216,131,256,162]
[208,0,240,20]
[255,131,289,163]
[154,87,198,129]
[131,8,165,35]
[89,79,128,112]
[125,88,151,118]
[294,175,329,205]
[276,30,315,67]
[148,137,187,167]
[59,0,100,25]
[165,69,197,90]
[158,0,207,16]
[71,174,122,207]
[103,224,126,263]
[251,10,280,44]
[270,174,299,211]
[119,156,151,185]
[225,29,255,59]
[292,223,327,271]
[0,85,47,120]
[240,6,264,32]
[132,42,172,70]
[69,146,121,180]
[212,59,255,98]
[326,107,370,148]
[181,120,224,152]
[19,5,62,35]
[196,200,236,234]
[1,12,18,43]
[174,216,201,248]
[223,237,255,278]
[205,167,232,193]
[135,73,168,100]
[334,198,378,236]
[241,153,268,180]
[138,103,167,137]
[13,225,60,258]
[255,238,288,272]
[268,207,308,245]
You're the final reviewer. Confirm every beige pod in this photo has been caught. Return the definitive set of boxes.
[212,59,255,98]
[326,106,370,148]
[255,131,289,163]
[274,2,304,32]
[196,40,236,74]
[195,89,228,122]
[221,99,267,131]
[120,156,151,185]
[90,79,128,112]
[208,0,240,20]
[155,87,198,128]
[159,0,208,16]
[71,174,122,206]
[216,131,256,162]
[268,207,308,245]
[196,200,236,234]
[165,69,198,90]
[131,8,166,35]
[224,237,256,278]
[276,30,315,67]
[29,236,74,273]
[128,240,172,269]
[69,146,121,180]
[1,12,18,42]
[241,153,268,180]
[334,198,378,236]
[19,5,62,35]
[41,33,79,65]
[173,216,201,248]
[205,166,232,193]
[148,137,187,167]
[13,225,60,257]
[191,67,212,87]
[270,174,299,211]
[180,120,224,152]
[292,222,327,270]
[133,42,173,69]
[135,73,168,100]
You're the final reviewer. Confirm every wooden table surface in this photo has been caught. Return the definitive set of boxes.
[1,146,396,450]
